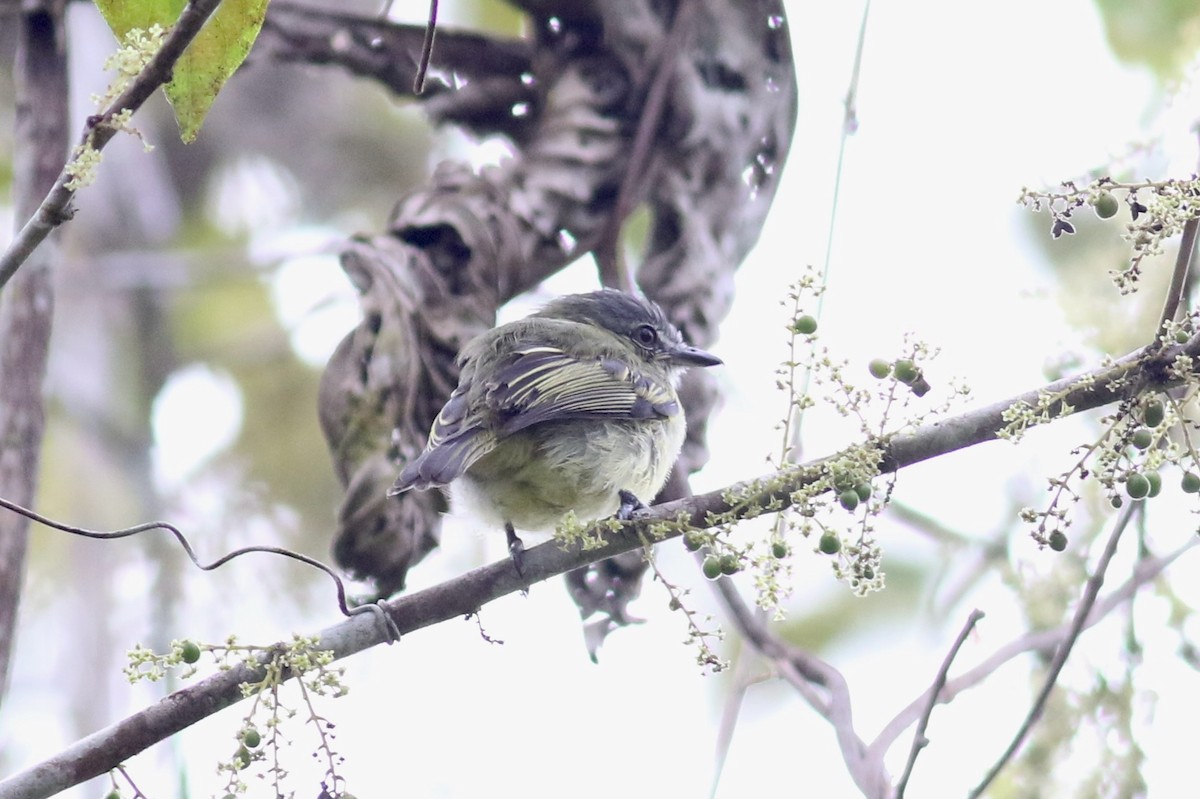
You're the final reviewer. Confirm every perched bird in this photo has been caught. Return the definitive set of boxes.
[389,289,722,572]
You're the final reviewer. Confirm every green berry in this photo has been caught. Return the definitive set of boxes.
[104,791,120,799]
[1176,329,1191,344]
[242,728,261,748]
[861,566,875,580]
[832,471,855,491]
[1126,472,1151,499]
[838,489,860,511]
[179,640,201,664]
[668,597,682,611]
[1146,470,1163,497]
[701,556,722,580]
[771,541,789,559]
[1142,399,1165,428]
[793,315,818,335]
[719,554,741,575]
[1092,191,1119,219]
[1130,427,1153,450]
[1110,495,1123,508]
[818,533,841,555]
[682,531,704,552]
[1048,530,1068,551]
[868,359,892,379]
[854,482,872,502]
[893,359,920,385]
[1182,472,1200,494]
[235,746,251,769]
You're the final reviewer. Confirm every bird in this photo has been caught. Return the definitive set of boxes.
[388,289,722,573]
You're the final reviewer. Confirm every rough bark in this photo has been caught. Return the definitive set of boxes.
[0,0,68,704]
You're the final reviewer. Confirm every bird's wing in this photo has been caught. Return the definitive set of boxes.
[390,384,497,492]
[485,345,680,436]
[390,345,679,493]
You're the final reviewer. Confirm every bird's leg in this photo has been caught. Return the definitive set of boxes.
[505,522,526,575]
[616,489,647,521]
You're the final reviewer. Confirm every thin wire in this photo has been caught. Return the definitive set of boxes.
[0,495,400,642]
[789,0,873,462]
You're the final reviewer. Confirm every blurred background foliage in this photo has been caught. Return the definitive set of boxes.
[1094,0,1200,79]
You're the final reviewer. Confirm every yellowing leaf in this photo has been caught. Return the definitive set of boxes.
[166,0,270,142]
[92,0,270,143]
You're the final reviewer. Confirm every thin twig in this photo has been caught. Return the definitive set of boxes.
[593,0,697,292]
[894,608,985,797]
[0,0,224,291]
[412,0,438,94]
[791,0,872,459]
[1159,129,1200,327]
[1157,215,1198,330]
[969,502,1138,798]
[709,576,889,797]
[869,532,1197,757]
[0,495,399,642]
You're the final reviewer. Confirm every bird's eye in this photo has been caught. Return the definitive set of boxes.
[632,324,658,348]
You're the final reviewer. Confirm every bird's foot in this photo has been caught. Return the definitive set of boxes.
[616,489,647,521]
[505,522,526,576]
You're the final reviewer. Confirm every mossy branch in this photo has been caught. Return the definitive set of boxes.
[3,331,1196,799]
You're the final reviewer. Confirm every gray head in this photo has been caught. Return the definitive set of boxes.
[536,290,722,368]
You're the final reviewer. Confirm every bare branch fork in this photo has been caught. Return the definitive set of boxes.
[4,327,1200,799]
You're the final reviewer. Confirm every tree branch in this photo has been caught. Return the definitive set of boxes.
[5,281,1198,796]
[868,528,1198,758]
[894,608,985,797]
[0,0,224,291]
[0,0,68,706]
[968,503,1138,797]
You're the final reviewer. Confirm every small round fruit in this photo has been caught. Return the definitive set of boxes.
[1146,470,1163,497]
[1092,191,1119,219]
[893,359,920,385]
[1126,472,1151,499]
[701,556,722,580]
[818,532,841,555]
[668,597,682,611]
[838,489,860,511]
[242,728,261,749]
[179,640,201,664]
[1182,472,1200,494]
[1110,495,1124,509]
[682,532,704,552]
[854,482,872,502]
[1130,428,1153,450]
[1048,530,1068,551]
[771,541,789,559]
[1142,399,1165,428]
[235,746,251,770]
[868,359,892,379]
[104,791,120,799]
[793,315,818,335]
[719,554,741,575]
[1176,329,1191,344]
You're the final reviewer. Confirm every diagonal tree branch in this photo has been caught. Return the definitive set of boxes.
[968,503,1138,797]
[0,0,224,291]
[5,282,1200,798]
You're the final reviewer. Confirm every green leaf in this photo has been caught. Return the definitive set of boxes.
[167,0,270,142]
[94,0,182,38]
[92,0,270,143]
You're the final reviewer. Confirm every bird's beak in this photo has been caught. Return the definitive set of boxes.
[669,343,722,368]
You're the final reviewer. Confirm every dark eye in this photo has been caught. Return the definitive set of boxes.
[632,324,658,348]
